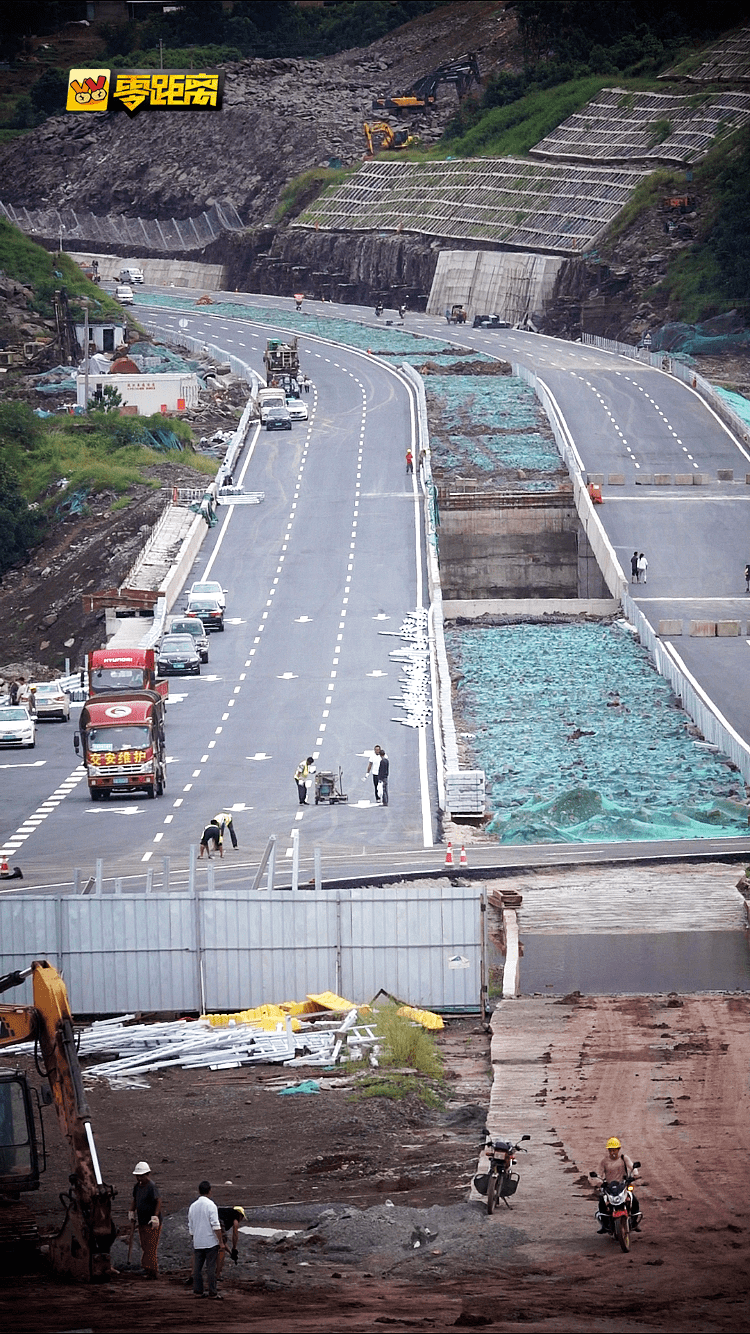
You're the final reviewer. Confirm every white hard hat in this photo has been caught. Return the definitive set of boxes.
[133,1161,151,1175]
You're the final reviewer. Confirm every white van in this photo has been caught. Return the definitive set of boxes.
[256,387,286,422]
[118,265,144,285]
[115,284,134,305]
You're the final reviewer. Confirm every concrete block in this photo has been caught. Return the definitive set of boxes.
[692,473,711,485]
[607,474,625,485]
[653,474,672,485]
[717,469,734,481]
[635,474,653,485]
[587,473,604,486]
[675,474,694,485]
[717,620,741,636]
[689,620,717,637]
[658,619,683,635]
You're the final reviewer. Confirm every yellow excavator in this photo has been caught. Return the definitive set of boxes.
[363,121,420,156]
[0,960,116,1280]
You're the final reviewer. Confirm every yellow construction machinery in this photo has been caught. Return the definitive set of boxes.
[363,121,419,155]
[0,960,116,1280]
[372,53,480,114]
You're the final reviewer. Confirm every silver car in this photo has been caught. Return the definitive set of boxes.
[30,683,71,721]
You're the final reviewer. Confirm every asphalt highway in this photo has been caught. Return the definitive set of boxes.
[2,291,749,894]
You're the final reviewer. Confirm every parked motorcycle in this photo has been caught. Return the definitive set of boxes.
[589,1162,642,1251]
[474,1134,530,1214]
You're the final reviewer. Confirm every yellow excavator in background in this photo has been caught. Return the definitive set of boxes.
[363,121,420,156]
[0,960,116,1280]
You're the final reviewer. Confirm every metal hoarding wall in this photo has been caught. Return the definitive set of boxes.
[0,886,482,1015]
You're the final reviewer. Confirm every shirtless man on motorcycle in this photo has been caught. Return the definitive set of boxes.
[596,1137,641,1232]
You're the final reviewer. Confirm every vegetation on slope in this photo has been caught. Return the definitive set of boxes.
[0,219,123,325]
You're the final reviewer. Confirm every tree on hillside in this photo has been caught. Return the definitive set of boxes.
[0,457,44,574]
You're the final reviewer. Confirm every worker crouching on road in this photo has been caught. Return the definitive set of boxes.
[214,811,238,849]
[199,818,223,859]
[129,1161,162,1278]
[216,1204,245,1276]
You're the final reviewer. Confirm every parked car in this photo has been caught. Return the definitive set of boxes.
[188,580,227,611]
[30,683,70,721]
[167,615,209,663]
[265,407,292,431]
[115,284,134,305]
[156,634,201,676]
[0,706,36,748]
[285,397,309,421]
[186,595,224,631]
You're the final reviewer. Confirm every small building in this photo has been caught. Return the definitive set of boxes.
[74,322,127,355]
[77,370,199,415]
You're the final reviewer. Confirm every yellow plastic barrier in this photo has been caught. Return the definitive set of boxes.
[397,1005,444,1031]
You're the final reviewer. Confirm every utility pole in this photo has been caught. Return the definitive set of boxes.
[82,298,90,410]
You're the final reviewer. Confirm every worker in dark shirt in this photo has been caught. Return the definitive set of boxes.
[216,1204,245,1276]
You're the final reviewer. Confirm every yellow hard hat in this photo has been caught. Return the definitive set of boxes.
[606,1137,621,1150]
[233,1205,245,1218]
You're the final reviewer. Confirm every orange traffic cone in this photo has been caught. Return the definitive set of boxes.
[460,845,467,866]
[445,842,454,866]
[0,856,7,877]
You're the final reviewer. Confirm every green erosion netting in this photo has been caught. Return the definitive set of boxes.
[425,373,564,482]
[715,386,750,429]
[446,621,748,844]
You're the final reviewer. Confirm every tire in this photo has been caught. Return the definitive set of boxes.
[486,1171,497,1215]
[90,788,102,802]
[146,784,155,799]
[615,1217,630,1252]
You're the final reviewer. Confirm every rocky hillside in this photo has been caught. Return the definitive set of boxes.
[0,3,520,227]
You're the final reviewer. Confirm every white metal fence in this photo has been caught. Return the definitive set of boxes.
[0,885,484,1015]
[0,200,245,252]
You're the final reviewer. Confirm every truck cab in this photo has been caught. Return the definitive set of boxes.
[88,648,167,700]
[75,690,167,800]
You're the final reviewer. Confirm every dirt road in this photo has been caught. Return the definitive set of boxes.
[1,997,748,1332]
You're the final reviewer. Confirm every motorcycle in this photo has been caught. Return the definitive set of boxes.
[474,1134,530,1214]
[589,1162,642,1252]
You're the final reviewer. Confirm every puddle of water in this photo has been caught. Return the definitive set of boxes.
[520,931,750,995]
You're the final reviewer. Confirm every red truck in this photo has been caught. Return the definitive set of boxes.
[74,690,167,800]
[88,647,168,700]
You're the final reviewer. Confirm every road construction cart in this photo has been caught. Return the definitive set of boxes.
[315,767,349,805]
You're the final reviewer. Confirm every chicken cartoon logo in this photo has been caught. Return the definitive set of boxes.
[66,70,110,112]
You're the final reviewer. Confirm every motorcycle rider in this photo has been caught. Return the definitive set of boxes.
[595,1137,641,1233]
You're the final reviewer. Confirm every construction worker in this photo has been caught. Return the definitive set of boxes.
[214,811,238,849]
[199,818,223,859]
[216,1204,245,1276]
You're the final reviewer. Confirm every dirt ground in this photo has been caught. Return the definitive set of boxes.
[1,996,748,1332]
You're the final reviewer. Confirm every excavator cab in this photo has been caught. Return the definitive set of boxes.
[0,1070,45,1195]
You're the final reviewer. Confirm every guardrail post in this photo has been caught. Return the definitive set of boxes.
[144,867,153,894]
[73,868,81,895]
[189,844,197,896]
[291,829,300,892]
[267,836,276,892]
[95,858,103,895]
[114,877,122,895]
[206,861,215,893]
[314,846,322,893]
[162,856,170,894]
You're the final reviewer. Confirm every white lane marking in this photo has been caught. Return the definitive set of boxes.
[247,752,272,760]
[278,672,298,679]
[0,760,46,769]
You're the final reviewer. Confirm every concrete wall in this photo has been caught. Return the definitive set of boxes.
[72,251,226,290]
[427,250,564,322]
[436,491,608,601]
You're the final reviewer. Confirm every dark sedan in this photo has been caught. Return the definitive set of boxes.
[186,596,224,631]
[156,634,201,675]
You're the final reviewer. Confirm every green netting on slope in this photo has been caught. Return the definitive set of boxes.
[445,621,748,844]
[427,373,564,481]
[715,386,750,429]
[138,294,454,357]
[128,340,199,373]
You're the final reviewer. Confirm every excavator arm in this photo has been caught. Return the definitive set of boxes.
[0,961,116,1280]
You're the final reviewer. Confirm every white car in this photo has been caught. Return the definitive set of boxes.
[286,397,309,421]
[116,284,134,305]
[0,706,36,748]
[188,580,227,610]
[30,683,70,722]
